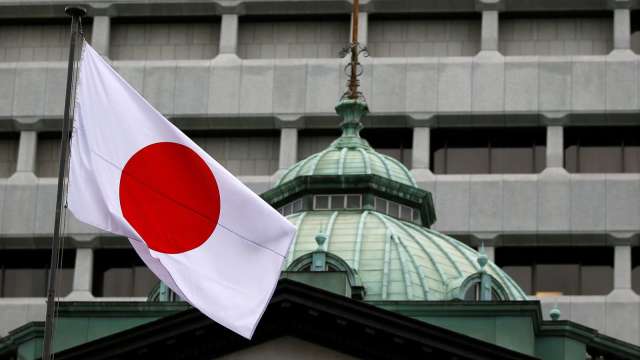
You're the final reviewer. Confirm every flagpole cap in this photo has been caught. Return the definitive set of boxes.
[65,6,87,17]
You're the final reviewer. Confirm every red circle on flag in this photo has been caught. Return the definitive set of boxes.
[119,142,220,254]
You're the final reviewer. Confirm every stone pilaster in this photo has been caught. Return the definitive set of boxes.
[545,126,564,169]
[411,127,430,171]
[481,10,499,51]
[219,14,239,55]
[614,245,632,290]
[279,128,298,170]
[476,0,503,54]
[9,131,37,182]
[91,16,111,57]
[67,248,94,299]
[611,0,632,51]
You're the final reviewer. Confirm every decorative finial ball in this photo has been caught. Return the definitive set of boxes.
[549,307,561,321]
[477,253,488,269]
[315,233,327,247]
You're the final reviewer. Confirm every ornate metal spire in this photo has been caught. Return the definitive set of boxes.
[334,0,369,147]
[341,0,368,101]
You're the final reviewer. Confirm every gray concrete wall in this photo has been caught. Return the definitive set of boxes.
[192,134,279,175]
[110,22,219,60]
[237,20,348,59]
[368,19,480,57]
[4,53,640,120]
[500,17,613,56]
[0,24,92,62]
[0,174,637,238]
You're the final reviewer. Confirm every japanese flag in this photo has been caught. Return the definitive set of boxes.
[68,42,296,339]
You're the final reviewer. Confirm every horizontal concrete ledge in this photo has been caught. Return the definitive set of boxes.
[0,0,635,18]
[5,54,640,123]
[0,172,638,238]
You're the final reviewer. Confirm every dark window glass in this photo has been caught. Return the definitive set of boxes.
[501,265,532,294]
[375,197,387,213]
[0,132,18,178]
[314,195,329,210]
[633,247,640,295]
[399,205,413,221]
[93,249,157,297]
[464,283,481,300]
[330,195,345,210]
[298,128,412,167]
[496,246,613,296]
[564,126,640,173]
[431,127,546,174]
[388,202,400,218]
[0,249,75,297]
[346,195,361,209]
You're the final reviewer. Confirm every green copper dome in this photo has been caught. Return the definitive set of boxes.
[283,210,528,301]
[262,97,527,303]
[277,100,417,187]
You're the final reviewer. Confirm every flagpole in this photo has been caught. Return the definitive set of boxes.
[42,6,86,360]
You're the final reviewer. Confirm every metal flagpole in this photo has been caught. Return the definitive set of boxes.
[41,6,86,360]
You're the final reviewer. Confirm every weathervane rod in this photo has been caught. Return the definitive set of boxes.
[348,0,360,99]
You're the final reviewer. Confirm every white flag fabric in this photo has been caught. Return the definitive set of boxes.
[68,42,296,339]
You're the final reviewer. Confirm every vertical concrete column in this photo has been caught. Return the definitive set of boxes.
[411,127,430,170]
[279,128,298,170]
[351,11,368,46]
[15,131,37,174]
[484,245,495,262]
[545,126,564,169]
[614,8,631,50]
[69,248,94,299]
[91,16,111,57]
[614,245,632,290]
[480,10,499,51]
[219,14,239,55]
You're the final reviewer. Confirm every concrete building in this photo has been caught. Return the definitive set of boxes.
[0,0,639,351]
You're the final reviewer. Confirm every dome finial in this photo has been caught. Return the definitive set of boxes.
[550,305,561,321]
[315,227,327,250]
[332,0,370,147]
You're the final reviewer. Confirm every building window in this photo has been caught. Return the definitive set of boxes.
[463,283,502,301]
[278,198,304,216]
[431,127,546,174]
[190,130,280,176]
[565,127,640,173]
[313,194,362,210]
[93,249,157,297]
[496,247,613,296]
[368,15,481,57]
[373,196,421,224]
[0,249,75,297]
[0,133,18,178]
[298,128,412,167]
[238,16,349,59]
[633,247,640,295]
[36,133,62,177]
[110,18,220,60]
